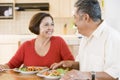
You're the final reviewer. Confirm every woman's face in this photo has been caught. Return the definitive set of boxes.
[39,17,54,38]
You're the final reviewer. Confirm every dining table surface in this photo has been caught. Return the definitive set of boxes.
[0,70,116,80]
[0,70,48,80]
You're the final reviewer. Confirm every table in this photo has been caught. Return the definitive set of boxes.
[0,70,116,80]
[0,70,49,80]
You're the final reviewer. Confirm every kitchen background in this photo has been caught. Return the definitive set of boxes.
[0,0,77,35]
[0,0,120,64]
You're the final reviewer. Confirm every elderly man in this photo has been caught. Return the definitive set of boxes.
[50,0,120,80]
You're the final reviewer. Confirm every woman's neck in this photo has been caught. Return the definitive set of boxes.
[36,36,51,47]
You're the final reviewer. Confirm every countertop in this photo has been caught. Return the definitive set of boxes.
[0,34,81,45]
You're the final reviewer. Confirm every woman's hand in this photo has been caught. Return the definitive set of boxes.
[0,64,9,71]
[60,70,91,80]
[50,60,74,69]
[50,60,79,70]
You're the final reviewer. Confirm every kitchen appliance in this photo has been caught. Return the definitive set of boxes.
[15,3,49,11]
[0,3,13,19]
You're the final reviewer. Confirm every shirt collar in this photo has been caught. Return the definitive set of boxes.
[91,20,106,38]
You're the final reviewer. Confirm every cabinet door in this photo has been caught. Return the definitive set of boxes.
[50,0,74,18]
[70,0,77,17]
[50,0,60,17]
[59,0,71,17]
[0,44,18,64]
[15,0,49,3]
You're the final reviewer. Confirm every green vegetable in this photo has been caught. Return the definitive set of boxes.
[56,68,69,74]
[19,67,27,71]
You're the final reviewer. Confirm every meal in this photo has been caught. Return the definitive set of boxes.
[37,68,69,78]
[14,66,69,76]
[42,70,61,76]
[19,66,48,72]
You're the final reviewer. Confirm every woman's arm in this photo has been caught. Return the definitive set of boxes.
[0,64,10,71]
[50,61,79,70]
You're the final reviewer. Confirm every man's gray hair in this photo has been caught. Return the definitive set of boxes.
[74,0,102,22]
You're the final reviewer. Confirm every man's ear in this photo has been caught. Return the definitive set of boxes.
[83,14,90,22]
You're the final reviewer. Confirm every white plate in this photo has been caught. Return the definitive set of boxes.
[38,68,49,73]
[13,66,49,74]
[13,68,21,72]
[37,73,61,79]
[44,75,61,79]
[36,73,46,77]
[20,71,38,75]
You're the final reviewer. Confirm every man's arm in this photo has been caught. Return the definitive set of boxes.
[71,61,79,70]
[96,72,116,80]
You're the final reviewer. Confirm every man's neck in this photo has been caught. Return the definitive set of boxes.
[84,20,102,37]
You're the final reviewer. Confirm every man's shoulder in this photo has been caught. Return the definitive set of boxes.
[104,26,120,44]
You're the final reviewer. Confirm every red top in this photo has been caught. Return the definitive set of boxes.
[8,36,74,68]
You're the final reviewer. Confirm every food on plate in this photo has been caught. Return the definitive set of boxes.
[37,68,70,79]
[19,66,48,72]
[39,68,69,77]
[42,70,60,76]
[42,71,50,76]
[56,68,69,74]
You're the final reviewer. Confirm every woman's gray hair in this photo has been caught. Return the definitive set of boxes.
[74,0,102,22]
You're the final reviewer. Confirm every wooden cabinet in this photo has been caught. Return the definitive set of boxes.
[0,43,18,64]
[59,0,71,17]
[15,0,49,3]
[50,0,76,18]
[49,0,59,17]
[0,0,77,18]
[0,0,13,3]
[0,0,15,19]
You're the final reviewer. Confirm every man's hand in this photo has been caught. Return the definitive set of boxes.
[60,70,91,80]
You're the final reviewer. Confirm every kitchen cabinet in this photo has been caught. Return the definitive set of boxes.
[0,0,76,18]
[15,0,49,3]
[0,3,14,19]
[0,35,18,64]
[0,43,18,64]
[59,0,71,17]
[0,35,36,64]
[49,0,59,17]
[0,0,15,19]
[0,0,13,3]
[50,0,77,18]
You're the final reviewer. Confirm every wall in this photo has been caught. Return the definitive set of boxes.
[105,0,120,32]
[0,11,76,35]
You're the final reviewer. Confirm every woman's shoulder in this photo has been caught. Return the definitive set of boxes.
[21,38,35,46]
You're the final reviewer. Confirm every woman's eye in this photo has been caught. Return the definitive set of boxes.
[44,23,54,26]
[44,23,49,26]
[51,23,54,26]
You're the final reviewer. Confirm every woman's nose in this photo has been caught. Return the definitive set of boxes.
[47,25,53,29]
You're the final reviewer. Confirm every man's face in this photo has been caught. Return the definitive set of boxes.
[73,8,87,34]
